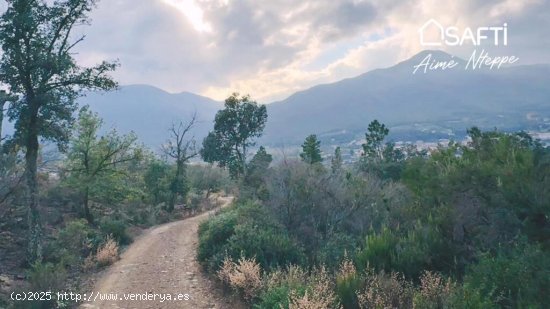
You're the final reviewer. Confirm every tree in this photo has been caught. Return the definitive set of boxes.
[144,160,171,205]
[65,108,140,223]
[300,134,322,164]
[162,115,198,212]
[331,147,343,173]
[362,120,389,161]
[243,146,273,197]
[201,93,267,179]
[0,90,17,150]
[0,0,118,262]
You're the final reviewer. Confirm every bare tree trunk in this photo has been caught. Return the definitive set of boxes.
[25,127,42,263]
[84,186,93,224]
[0,102,4,149]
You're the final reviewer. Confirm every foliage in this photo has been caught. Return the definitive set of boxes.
[188,164,230,197]
[243,146,273,199]
[331,147,343,173]
[161,117,198,212]
[335,257,361,309]
[201,93,268,178]
[144,160,172,205]
[63,108,142,223]
[362,120,389,161]
[356,269,414,309]
[98,218,131,246]
[288,267,341,309]
[95,235,119,267]
[197,202,306,272]
[23,262,67,309]
[0,0,117,262]
[48,219,94,268]
[218,256,263,302]
[197,207,239,271]
[300,134,323,164]
[462,242,550,308]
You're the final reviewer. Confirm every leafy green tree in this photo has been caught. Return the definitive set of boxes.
[331,147,343,173]
[300,134,322,164]
[243,146,273,197]
[188,164,228,198]
[65,108,140,223]
[144,160,172,205]
[362,120,389,161]
[0,0,117,261]
[201,93,267,179]
[162,116,198,212]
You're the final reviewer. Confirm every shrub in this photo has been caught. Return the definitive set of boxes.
[356,268,414,309]
[317,233,358,269]
[335,257,361,309]
[198,202,306,272]
[412,271,455,309]
[355,227,397,273]
[256,266,308,309]
[225,222,305,271]
[218,256,263,302]
[46,219,95,267]
[23,262,67,309]
[99,218,131,245]
[197,208,239,270]
[288,267,340,309]
[95,235,119,267]
[356,224,451,280]
[463,243,550,308]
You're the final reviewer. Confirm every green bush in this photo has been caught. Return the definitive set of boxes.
[355,224,451,281]
[255,267,308,309]
[197,207,239,270]
[225,222,305,271]
[198,202,306,272]
[22,262,67,309]
[336,272,361,309]
[316,233,358,269]
[45,219,95,267]
[99,218,131,245]
[355,227,397,273]
[255,285,293,309]
[463,242,550,308]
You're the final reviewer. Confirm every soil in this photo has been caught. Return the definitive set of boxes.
[80,196,244,309]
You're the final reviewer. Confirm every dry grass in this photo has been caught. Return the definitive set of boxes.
[289,266,341,309]
[413,271,455,308]
[83,253,96,271]
[218,256,263,301]
[357,268,414,309]
[95,235,119,267]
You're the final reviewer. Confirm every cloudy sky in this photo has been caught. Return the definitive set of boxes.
[3,0,550,102]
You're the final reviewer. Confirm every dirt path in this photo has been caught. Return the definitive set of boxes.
[81,196,242,309]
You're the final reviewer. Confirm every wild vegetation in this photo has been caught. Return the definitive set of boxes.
[0,1,548,309]
[198,99,550,308]
[0,3,231,308]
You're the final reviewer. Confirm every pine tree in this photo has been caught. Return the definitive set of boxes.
[300,134,323,164]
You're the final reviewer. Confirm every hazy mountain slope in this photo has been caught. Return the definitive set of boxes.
[80,85,222,148]
[264,50,550,144]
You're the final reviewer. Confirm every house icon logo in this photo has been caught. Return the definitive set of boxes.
[419,19,444,46]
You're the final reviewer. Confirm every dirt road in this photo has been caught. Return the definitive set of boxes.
[81,196,242,309]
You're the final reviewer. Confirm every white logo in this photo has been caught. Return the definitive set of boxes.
[419,19,508,46]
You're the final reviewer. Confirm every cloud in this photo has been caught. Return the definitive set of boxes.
[64,0,550,102]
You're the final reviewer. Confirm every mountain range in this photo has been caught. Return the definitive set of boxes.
[3,50,550,148]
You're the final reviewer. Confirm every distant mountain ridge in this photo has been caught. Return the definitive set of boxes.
[3,50,549,148]
[79,84,222,148]
[263,50,550,144]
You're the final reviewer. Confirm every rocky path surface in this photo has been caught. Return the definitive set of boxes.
[81,196,242,309]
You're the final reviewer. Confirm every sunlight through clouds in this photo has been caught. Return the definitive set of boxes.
[161,0,213,33]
